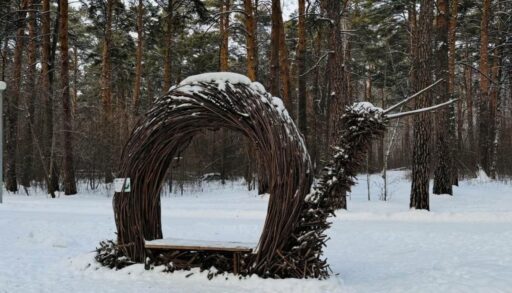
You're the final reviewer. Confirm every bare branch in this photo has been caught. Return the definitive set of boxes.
[383,79,444,114]
[386,99,458,120]
[300,51,333,77]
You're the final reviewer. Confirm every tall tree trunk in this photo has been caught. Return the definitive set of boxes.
[322,0,348,209]
[59,0,77,195]
[132,0,143,119]
[162,0,173,91]
[403,3,416,168]
[261,0,279,192]
[244,0,257,81]
[0,0,12,81]
[478,0,491,174]
[100,0,114,183]
[449,0,459,137]
[488,37,503,179]
[449,0,459,186]
[410,0,434,210]
[20,0,37,188]
[243,0,258,189]
[72,45,78,114]
[311,29,322,171]
[463,44,475,156]
[296,0,306,137]
[219,0,230,71]
[433,0,453,195]
[278,9,291,112]
[323,0,347,148]
[269,0,281,97]
[5,0,29,192]
[41,0,59,196]
[219,0,230,184]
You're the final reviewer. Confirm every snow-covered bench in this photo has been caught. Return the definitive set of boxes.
[144,238,255,274]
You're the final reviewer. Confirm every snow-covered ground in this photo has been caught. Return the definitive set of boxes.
[1,171,512,293]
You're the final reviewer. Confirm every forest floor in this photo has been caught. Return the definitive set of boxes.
[1,170,512,293]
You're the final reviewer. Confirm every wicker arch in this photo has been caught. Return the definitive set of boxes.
[107,73,454,279]
[113,73,320,277]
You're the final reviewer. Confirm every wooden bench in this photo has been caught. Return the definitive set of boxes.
[145,238,255,275]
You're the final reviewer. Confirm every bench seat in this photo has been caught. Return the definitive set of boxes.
[144,238,256,274]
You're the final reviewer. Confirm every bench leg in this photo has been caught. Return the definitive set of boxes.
[144,249,151,270]
[233,253,239,275]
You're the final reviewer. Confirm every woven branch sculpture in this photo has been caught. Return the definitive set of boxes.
[110,73,452,279]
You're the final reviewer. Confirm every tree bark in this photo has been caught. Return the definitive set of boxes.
[59,0,77,195]
[478,0,491,174]
[464,44,474,157]
[0,0,12,82]
[296,0,307,137]
[403,3,416,168]
[488,38,502,179]
[244,0,257,81]
[269,0,281,97]
[132,0,143,119]
[162,0,173,91]
[100,0,114,183]
[20,0,37,188]
[433,0,453,195]
[5,0,29,192]
[219,0,230,71]
[71,46,78,114]
[410,0,434,210]
[243,0,258,189]
[278,9,291,112]
[41,0,59,195]
[323,0,347,149]
[322,0,349,209]
[219,0,230,183]
[449,0,459,186]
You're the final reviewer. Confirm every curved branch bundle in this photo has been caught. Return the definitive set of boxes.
[110,73,389,279]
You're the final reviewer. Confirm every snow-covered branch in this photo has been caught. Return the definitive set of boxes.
[386,99,459,120]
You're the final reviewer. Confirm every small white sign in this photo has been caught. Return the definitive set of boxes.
[114,178,131,193]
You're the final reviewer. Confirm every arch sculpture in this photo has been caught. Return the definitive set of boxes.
[107,73,452,278]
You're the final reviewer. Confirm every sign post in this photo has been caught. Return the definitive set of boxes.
[0,81,5,204]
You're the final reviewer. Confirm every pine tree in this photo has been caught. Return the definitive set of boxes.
[478,0,491,174]
[60,0,77,195]
[6,0,29,192]
[20,0,37,188]
[163,0,173,91]
[244,0,258,81]
[410,0,434,210]
[41,0,59,196]
[132,0,144,119]
[322,0,349,209]
[100,0,114,183]
[433,0,453,195]
[296,0,307,137]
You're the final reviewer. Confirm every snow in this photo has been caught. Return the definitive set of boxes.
[249,81,266,94]
[2,171,512,292]
[178,72,252,91]
[350,102,383,114]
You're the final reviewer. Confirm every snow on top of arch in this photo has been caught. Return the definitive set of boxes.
[350,102,383,114]
[175,72,293,121]
[179,72,252,90]
[177,72,269,95]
